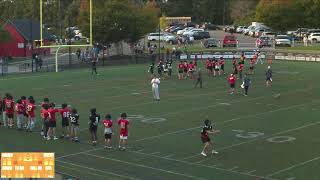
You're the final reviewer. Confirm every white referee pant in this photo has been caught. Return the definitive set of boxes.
[152,85,160,100]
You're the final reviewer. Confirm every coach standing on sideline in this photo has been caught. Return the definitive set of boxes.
[151,76,160,101]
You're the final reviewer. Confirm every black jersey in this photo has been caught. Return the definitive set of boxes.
[70,113,80,126]
[201,125,212,137]
[149,64,154,74]
[89,113,100,128]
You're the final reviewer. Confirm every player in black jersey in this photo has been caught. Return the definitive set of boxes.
[200,119,220,157]
[148,62,155,77]
[89,108,100,145]
[70,109,80,142]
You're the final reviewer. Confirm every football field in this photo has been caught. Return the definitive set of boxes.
[0,60,319,180]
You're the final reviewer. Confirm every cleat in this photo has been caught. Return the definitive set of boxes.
[201,152,207,157]
[53,137,59,140]
[212,150,219,154]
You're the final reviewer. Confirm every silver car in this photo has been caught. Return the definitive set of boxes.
[275,35,292,47]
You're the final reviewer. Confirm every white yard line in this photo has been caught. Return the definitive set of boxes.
[57,160,140,180]
[82,153,209,180]
[228,166,239,171]
[124,150,274,180]
[266,156,320,177]
[246,170,256,174]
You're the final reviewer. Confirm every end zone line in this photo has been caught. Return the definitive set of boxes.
[57,160,139,180]
[266,156,320,178]
[82,152,209,180]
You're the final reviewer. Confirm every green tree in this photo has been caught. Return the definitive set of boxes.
[255,0,303,31]
[93,0,158,44]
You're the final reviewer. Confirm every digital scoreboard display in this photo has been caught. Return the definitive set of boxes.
[1,152,55,178]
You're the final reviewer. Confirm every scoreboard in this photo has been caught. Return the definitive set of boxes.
[1,152,55,178]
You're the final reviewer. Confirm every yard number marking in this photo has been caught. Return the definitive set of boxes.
[266,136,296,143]
[232,130,264,139]
[233,130,296,143]
[128,115,167,124]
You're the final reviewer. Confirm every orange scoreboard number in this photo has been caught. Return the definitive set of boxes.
[1,152,55,178]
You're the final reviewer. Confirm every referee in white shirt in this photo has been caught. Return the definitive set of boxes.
[151,76,160,101]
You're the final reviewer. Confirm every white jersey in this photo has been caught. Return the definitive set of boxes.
[151,78,160,88]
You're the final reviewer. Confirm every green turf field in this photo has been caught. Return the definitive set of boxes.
[0,59,319,180]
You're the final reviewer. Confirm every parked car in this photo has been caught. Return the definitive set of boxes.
[308,33,320,43]
[171,26,184,33]
[307,29,320,36]
[148,32,166,41]
[192,31,210,40]
[203,38,219,48]
[223,34,237,47]
[183,29,204,36]
[256,36,273,48]
[236,26,246,33]
[261,32,277,39]
[246,26,256,36]
[177,27,194,35]
[275,35,292,47]
[254,28,270,37]
[202,23,218,30]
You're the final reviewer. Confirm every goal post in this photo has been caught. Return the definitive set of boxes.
[39,0,93,72]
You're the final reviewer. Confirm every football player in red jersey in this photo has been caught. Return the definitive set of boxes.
[59,103,71,138]
[102,114,113,149]
[238,62,244,80]
[5,95,14,128]
[118,113,129,151]
[40,98,50,135]
[187,61,195,79]
[20,96,28,128]
[228,73,237,95]
[200,119,220,157]
[26,98,36,132]
[15,99,25,130]
[47,103,59,140]
[41,104,50,139]
[177,61,184,80]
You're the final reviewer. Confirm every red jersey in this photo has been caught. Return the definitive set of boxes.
[206,60,210,67]
[41,108,49,120]
[238,64,244,71]
[228,75,236,84]
[21,100,27,113]
[232,59,237,65]
[183,63,188,70]
[188,63,195,70]
[5,99,14,114]
[15,103,24,115]
[26,103,36,118]
[59,108,71,119]
[118,119,129,136]
[178,63,184,70]
[103,119,113,128]
[219,59,225,65]
[48,108,59,121]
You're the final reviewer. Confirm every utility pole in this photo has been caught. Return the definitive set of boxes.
[158,2,161,62]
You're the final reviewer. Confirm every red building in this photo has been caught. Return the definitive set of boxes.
[0,19,50,57]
